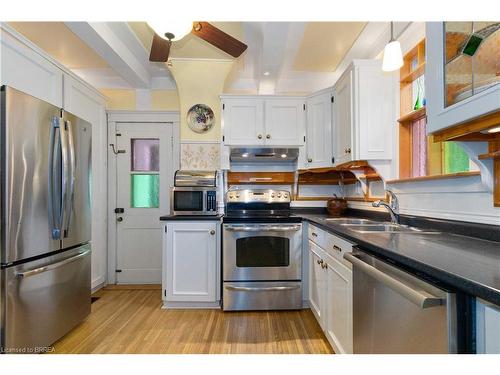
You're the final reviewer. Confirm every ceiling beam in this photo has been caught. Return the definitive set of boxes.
[65,22,152,88]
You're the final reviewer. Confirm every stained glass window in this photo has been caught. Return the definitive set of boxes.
[131,139,159,171]
[131,174,159,208]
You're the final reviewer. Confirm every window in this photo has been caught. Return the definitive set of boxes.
[398,39,474,179]
[130,138,160,208]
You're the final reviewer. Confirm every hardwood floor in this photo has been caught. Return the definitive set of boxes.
[52,287,333,354]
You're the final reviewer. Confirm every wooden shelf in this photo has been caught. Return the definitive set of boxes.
[386,171,481,184]
[400,62,425,84]
[478,151,500,160]
[398,107,426,123]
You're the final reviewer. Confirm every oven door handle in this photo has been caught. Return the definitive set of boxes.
[224,225,301,232]
[225,285,300,292]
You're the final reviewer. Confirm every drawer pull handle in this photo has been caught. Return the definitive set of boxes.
[311,232,318,237]
[317,259,324,265]
[333,245,342,252]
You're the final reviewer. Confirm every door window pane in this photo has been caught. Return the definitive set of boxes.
[131,174,159,208]
[236,237,290,267]
[131,139,159,171]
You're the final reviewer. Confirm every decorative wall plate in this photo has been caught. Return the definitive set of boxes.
[187,104,215,133]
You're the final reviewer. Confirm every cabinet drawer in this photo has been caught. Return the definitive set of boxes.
[324,231,354,268]
[308,224,326,248]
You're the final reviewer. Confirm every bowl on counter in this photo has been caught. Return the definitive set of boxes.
[327,195,348,217]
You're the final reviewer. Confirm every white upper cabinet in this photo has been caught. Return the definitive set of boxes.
[334,59,396,165]
[426,22,500,134]
[221,96,305,146]
[264,98,305,146]
[305,90,334,168]
[1,27,63,107]
[221,97,265,145]
[334,71,353,165]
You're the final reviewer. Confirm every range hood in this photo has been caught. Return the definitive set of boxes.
[230,148,299,163]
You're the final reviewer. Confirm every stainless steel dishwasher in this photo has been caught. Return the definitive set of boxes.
[344,250,458,354]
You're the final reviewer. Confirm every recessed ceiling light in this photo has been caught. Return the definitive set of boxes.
[482,125,500,134]
[263,71,270,76]
[281,154,287,158]
[242,153,249,158]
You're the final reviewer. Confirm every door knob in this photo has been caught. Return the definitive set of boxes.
[117,217,123,222]
[307,158,313,163]
[258,134,263,139]
[266,134,271,139]
[210,230,215,235]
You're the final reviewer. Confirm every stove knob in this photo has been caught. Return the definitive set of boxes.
[277,193,282,198]
[284,194,288,198]
[271,194,275,198]
[236,194,240,198]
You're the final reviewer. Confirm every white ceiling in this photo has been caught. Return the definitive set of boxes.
[9,21,414,94]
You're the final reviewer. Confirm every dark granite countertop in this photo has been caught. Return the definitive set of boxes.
[160,214,223,221]
[297,212,500,306]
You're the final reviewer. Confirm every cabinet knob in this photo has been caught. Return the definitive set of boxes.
[307,158,313,163]
[117,217,123,222]
[210,230,215,235]
[257,134,263,139]
[347,148,351,154]
[266,134,271,139]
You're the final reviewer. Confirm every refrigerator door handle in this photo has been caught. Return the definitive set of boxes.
[48,117,62,239]
[60,119,70,238]
[15,249,91,278]
[63,120,76,237]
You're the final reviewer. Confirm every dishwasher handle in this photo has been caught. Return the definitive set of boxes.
[344,252,444,309]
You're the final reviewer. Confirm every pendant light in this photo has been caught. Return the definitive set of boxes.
[382,22,404,72]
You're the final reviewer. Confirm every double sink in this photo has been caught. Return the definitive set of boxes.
[325,218,440,234]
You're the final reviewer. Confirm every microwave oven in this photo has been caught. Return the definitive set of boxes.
[170,187,218,216]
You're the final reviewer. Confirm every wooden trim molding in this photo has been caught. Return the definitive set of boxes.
[432,110,500,142]
[387,171,481,184]
[227,172,295,185]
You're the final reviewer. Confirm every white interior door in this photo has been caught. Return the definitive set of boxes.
[115,122,173,284]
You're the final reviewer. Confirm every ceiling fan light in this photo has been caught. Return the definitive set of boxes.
[148,21,193,41]
[382,40,403,72]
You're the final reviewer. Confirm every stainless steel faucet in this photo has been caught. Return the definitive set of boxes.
[372,189,400,224]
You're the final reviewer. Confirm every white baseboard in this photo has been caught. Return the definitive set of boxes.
[91,276,106,292]
[162,301,221,309]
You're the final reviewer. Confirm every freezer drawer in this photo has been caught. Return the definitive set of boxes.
[345,251,457,354]
[1,245,91,353]
[223,281,302,311]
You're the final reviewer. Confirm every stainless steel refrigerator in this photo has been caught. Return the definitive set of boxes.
[1,86,92,353]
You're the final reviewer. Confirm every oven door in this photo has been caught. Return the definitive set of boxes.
[223,223,302,281]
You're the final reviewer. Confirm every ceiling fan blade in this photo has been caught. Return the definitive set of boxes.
[192,22,247,58]
[149,33,171,62]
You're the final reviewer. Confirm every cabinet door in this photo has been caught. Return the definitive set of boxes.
[165,222,218,302]
[222,98,264,145]
[264,98,305,146]
[306,92,334,168]
[356,63,395,160]
[1,28,63,107]
[334,71,353,165]
[308,240,326,329]
[476,299,500,354]
[325,254,353,354]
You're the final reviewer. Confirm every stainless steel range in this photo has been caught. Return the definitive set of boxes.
[222,189,302,311]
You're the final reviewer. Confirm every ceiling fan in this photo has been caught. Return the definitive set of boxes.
[148,21,248,62]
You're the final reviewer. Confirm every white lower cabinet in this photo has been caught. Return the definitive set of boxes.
[163,221,220,308]
[476,299,500,353]
[325,253,353,354]
[308,224,353,353]
[308,240,327,329]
